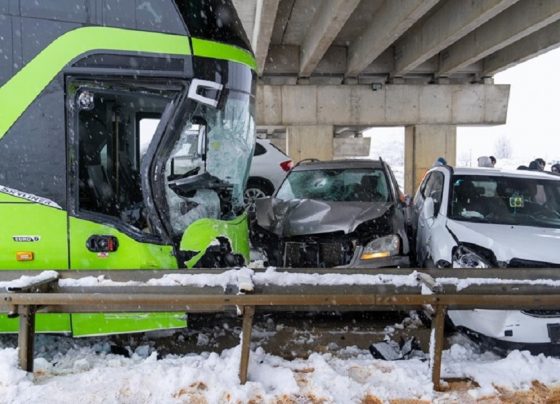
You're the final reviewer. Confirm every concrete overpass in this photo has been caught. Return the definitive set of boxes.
[233,0,560,193]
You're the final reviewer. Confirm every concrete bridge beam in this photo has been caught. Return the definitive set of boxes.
[483,20,560,76]
[256,84,510,126]
[299,0,360,78]
[345,0,437,78]
[439,0,560,75]
[394,0,518,76]
[251,0,280,76]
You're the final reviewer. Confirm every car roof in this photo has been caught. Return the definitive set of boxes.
[291,159,385,171]
[443,166,560,180]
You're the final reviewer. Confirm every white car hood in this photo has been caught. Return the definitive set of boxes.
[446,220,560,264]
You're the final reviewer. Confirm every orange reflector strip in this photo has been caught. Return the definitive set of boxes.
[16,251,34,261]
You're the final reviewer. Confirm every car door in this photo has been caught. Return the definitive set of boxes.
[415,171,445,266]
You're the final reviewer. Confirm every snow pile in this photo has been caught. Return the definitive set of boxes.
[56,268,421,289]
[253,267,419,287]
[437,276,560,291]
[443,340,560,398]
[59,268,256,291]
[0,271,58,291]
[0,337,559,403]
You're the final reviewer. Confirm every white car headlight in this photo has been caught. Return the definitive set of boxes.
[360,235,400,260]
[452,245,490,268]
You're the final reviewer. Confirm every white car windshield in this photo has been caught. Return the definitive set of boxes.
[276,168,390,202]
[450,175,560,228]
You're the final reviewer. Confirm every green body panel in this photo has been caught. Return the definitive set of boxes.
[0,314,71,334]
[69,217,178,270]
[0,27,191,140]
[181,213,250,268]
[71,313,186,337]
[0,203,68,270]
[191,38,257,70]
[0,28,257,141]
[0,193,42,203]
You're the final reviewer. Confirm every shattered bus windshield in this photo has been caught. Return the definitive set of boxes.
[276,168,390,203]
[165,89,255,235]
[450,175,560,228]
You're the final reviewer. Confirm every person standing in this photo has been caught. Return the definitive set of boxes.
[477,156,493,167]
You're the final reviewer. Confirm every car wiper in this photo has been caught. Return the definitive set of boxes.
[462,216,489,223]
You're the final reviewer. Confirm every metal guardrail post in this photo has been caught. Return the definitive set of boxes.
[239,306,255,384]
[431,304,447,391]
[18,305,36,372]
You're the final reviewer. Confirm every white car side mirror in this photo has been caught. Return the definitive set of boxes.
[422,197,435,225]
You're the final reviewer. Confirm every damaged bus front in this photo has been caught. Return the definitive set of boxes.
[0,0,255,335]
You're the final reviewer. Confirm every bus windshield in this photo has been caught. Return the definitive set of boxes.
[164,88,255,235]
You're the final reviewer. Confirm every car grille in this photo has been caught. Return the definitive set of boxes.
[283,241,352,268]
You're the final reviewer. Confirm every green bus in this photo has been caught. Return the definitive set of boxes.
[0,0,256,335]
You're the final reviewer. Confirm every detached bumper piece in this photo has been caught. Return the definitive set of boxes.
[369,337,422,361]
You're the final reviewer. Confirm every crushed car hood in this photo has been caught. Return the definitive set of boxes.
[447,220,560,264]
[255,198,393,237]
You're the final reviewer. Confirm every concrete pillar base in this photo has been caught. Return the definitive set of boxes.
[404,125,456,195]
[287,125,334,162]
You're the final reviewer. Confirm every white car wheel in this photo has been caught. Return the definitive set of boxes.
[244,187,268,212]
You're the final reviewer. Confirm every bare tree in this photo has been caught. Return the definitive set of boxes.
[494,135,512,159]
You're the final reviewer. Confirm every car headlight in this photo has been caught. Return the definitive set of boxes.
[452,245,490,268]
[360,235,400,260]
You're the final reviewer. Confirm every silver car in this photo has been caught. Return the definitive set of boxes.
[252,159,410,268]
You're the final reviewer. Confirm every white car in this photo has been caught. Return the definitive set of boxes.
[245,139,292,204]
[412,165,560,349]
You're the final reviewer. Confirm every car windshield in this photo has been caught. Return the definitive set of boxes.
[276,168,390,202]
[449,175,560,228]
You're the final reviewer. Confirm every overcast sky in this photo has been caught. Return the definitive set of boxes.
[458,46,560,166]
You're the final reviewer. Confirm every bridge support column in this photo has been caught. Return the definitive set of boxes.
[404,125,456,195]
[287,125,334,162]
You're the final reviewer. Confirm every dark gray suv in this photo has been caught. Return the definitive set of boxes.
[251,159,410,268]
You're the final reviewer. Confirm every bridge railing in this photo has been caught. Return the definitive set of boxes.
[1,268,560,391]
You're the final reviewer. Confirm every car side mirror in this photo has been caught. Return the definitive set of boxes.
[422,197,435,222]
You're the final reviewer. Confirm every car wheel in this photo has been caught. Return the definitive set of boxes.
[244,179,274,212]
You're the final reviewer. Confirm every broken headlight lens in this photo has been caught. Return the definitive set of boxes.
[452,245,490,268]
[360,235,400,260]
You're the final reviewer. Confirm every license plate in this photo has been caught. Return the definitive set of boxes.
[547,323,560,344]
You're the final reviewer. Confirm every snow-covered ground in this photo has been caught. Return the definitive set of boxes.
[0,331,559,403]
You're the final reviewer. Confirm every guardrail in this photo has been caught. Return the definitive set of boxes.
[1,268,560,391]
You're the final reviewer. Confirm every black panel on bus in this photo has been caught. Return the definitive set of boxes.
[175,0,251,52]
